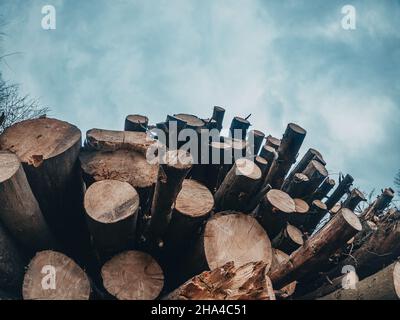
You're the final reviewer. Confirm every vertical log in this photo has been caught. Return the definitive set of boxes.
[84,180,140,258]
[259,145,278,181]
[265,123,307,189]
[229,116,251,140]
[248,130,265,156]
[320,262,400,300]
[254,189,296,239]
[265,135,281,150]
[300,160,328,200]
[165,261,275,300]
[284,173,309,198]
[310,177,335,202]
[124,114,149,132]
[181,213,272,281]
[211,106,225,131]
[0,151,55,250]
[272,223,304,255]
[342,188,366,211]
[144,150,192,248]
[214,158,262,212]
[0,222,26,293]
[22,250,91,300]
[324,174,354,210]
[269,208,362,289]
[288,198,310,229]
[304,200,328,235]
[364,188,395,219]
[282,148,325,190]
[101,251,164,300]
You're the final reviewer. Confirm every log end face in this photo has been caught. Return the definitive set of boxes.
[294,198,309,214]
[266,189,296,214]
[286,224,304,246]
[101,251,164,300]
[0,151,20,183]
[312,199,327,211]
[340,208,362,231]
[235,158,262,180]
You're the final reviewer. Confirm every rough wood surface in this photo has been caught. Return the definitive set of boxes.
[320,262,400,300]
[300,160,328,200]
[342,188,366,211]
[211,106,225,131]
[23,250,91,300]
[304,200,328,234]
[284,173,309,198]
[84,180,139,257]
[272,223,304,255]
[324,174,354,210]
[101,251,164,300]
[229,117,250,140]
[0,151,55,250]
[166,261,275,300]
[269,208,362,289]
[268,249,296,298]
[287,198,310,229]
[248,130,265,156]
[124,114,149,132]
[310,177,335,202]
[265,135,281,151]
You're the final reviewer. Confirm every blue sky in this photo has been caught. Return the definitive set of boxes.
[0,0,399,198]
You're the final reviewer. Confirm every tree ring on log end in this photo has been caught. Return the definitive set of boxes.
[204,213,272,272]
[22,250,91,300]
[294,198,309,214]
[175,180,214,218]
[126,114,148,125]
[174,113,205,128]
[286,224,304,246]
[235,158,262,180]
[266,190,296,213]
[0,118,81,164]
[84,180,139,223]
[288,123,307,135]
[101,251,164,300]
[312,199,327,211]
[340,208,362,231]
[0,151,20,183]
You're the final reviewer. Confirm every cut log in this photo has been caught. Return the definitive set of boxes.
[23,250,91,300]
[0,151,55,250]
[298,273,351,300]
[282,148,325,190]
[342,188,366,211]
[363,187,395,219]
[183,213,272,280]
[229,117,251,140]
[268,249,297,299]
[0,118,85,248]
[124,114,149,132]
[272,223,304,255]
[324,174,354,210]
[166,261,275,300]
[319,262,400,300]
[84,180,139,258]
[284,173,309,198]
[265,123,307,189]
[144,150,193,248]
[303,200,328,234]
[310,177,335,202]
[163,179,214,251]
[287,198,310,229]
[0,222,26,293]
[248,130,265,156]
[214,158,262,212]
[259,145,277,183]
[269,208,362,289]
[101,251,164,300]
[265,135,281,150]
[221,136,248,163]
[254,189,296,239]
[211,106,225,131]
[254,156,269,183]
[300,160,328,200]
[174,113,205,131]
[85,128,155,154]
[79,149,158,213]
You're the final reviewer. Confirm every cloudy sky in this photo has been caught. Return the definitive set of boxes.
[0,0,399,198]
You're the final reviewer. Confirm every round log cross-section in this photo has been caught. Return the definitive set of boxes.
[272,223,304,255]
[124,114,149,132]
[0,151,55,250]
[84,180,139,258]
[101,251,164,300]
[23,250,91,300]
[183,212,272,279]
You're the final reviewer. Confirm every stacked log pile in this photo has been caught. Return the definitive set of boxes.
[0,107,398,300]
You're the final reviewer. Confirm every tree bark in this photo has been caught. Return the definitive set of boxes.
[254,189,296,239]
[144,150,192,249]
[101,250,164,300]
[284,173,309,198]
[300,160,328,200]
[214,158,262,212]
[265,123,307,189]
[23,250,91,300]
[0,151,55,250]
[272,223,304,255]
[165,261,275,300]
[229,116,250,140]
[297,273,348,300]
[303,200,328,235]
[124,114,149,132]
[324,174,354,210]
[0,222,26,294]
[248,130,265,156]
[363,188,395,219]
[264,135,281,151]
[310,177,335,202]
[84,180,140,258]
[211,106,225,131]
[85,128,155,154]
[269,208,362,289]
[287,198,310,229]
[342,188,366,211]
[319,262,400,300]
[282,148,325,190]
[181,213,272,283]
[268,249,297,299]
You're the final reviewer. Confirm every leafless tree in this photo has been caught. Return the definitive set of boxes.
[0,74,49,133]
